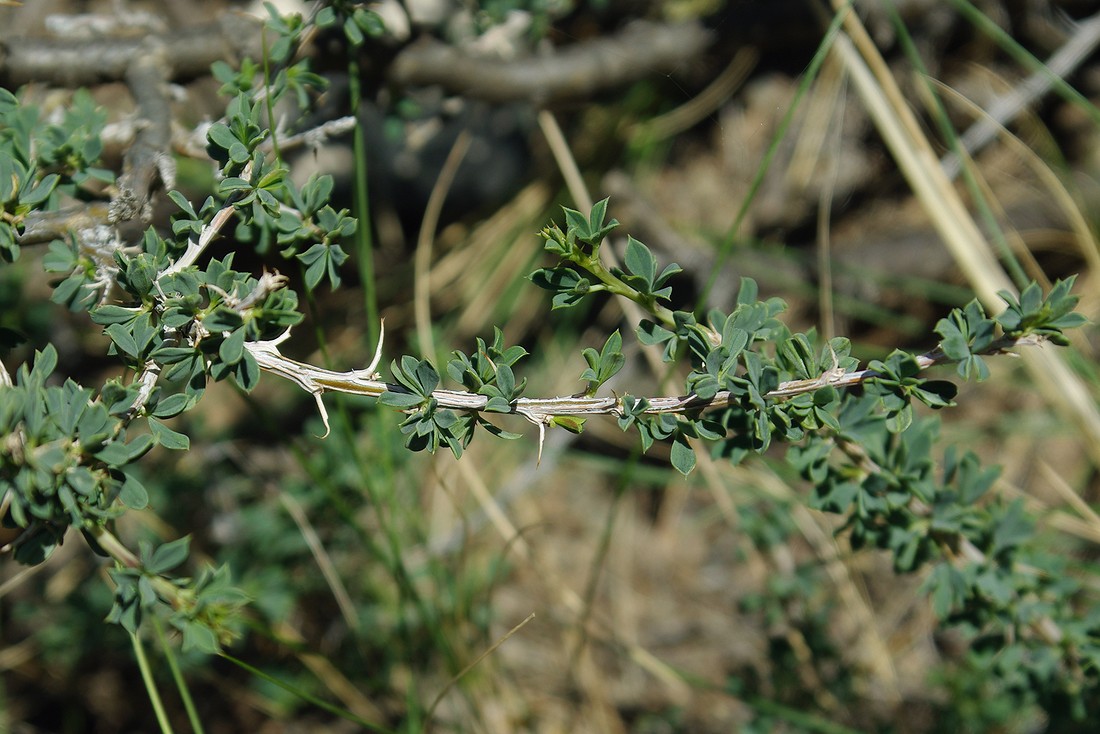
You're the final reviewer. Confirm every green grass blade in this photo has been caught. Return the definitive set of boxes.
[132,629,176,734]
[698,2,851,311]
[219,652,393,733]
[348,61,380,348]
[152,615,205,734]
[885,1,1029,289]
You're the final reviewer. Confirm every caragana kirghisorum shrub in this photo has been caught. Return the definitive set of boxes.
[0,1,1097,725]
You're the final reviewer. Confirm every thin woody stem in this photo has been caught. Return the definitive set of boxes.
[246,329,1044,425]
[582,254,681,333]
[158,165,249,280]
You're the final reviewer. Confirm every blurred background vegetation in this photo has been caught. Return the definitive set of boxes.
[3,0,1100,732]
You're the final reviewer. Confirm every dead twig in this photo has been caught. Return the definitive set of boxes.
[0,13,263,87]
[111,41,174,226]
[389,20,713,104]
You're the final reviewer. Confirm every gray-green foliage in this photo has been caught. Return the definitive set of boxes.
[527,202,1096,715]
[0,1,1097,724]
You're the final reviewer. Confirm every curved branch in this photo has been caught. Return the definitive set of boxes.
[16,203,113,246]
[0,13,263,87]
[110,42,174,226]
[388,20,714,103]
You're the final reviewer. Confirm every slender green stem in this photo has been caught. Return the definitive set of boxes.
[698,4,849,311]
[578,253,677,328]
[152,615,206,734]
[90,526,184,607]
[261,28,282,164]
[218,652,393,732]
[424,611,537,732]
[88,525,140,567]
[347,58,379,347]
[299,260,333,365]
[132,629,175,734]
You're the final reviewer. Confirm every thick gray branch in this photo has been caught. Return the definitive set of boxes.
[16,203,112,246]
[111,43,174,225]
[389,20,714,103]
[0,13,262,87]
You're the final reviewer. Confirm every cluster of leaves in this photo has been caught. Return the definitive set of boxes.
[381,329,526,456]
[523,200,1098,712]
[107,536,247,654]
[0,88,106,262]
[213,14,322,110]
[533,203,859,473]
[0,3,1095,724]
[0,85,118,256]
[865,351,957,432]
[206,5,362,289]
[0,346,151,564]
[1,19,366,650]
[311,0,386,47]
[530,198,680,311]
[33,89,115,191]
[2,216,306,566]
[792,406,1100,711]
[203,96,356,289]
[580,330,625,395]
[934,278,1085,382]
[448,327,529,410]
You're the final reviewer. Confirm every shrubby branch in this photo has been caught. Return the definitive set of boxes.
[0,13,264,87]
[244,324,1048,431]
[389,19,713,103]
[1,3,1098,724]
[111,43,174,226]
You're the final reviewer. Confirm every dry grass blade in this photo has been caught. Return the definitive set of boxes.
[830,3,1100,466]
[931,76,1100,279]
[270,620,386,724]
[629,45,759,143]
[987,470,1100,544]
[942,10,1100,179]
[1039,460,1100,538]
[424,612,537,731]
[0,562,46,600]
[276,487,359,633]
[0,638,36,677]
[415,129,473,366]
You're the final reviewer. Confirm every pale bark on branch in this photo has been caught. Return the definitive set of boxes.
[245,329,1042,432]
[0,13,263,87]
[388,20,714,103]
